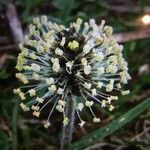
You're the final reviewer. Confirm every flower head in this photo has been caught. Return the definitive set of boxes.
[14,16,131,128]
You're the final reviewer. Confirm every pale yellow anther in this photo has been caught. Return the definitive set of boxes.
[97,82,103,89]
[23,66,31,71]
[120,71,128,84]
[85,101,94,107]
[29,24,36,35]
[107,97,112,104]
[13,88,21,94]
[94,52,104,62]
[81,58,87,66]
[53,62,60,72]
[101,100,106,108]
[106,65,118,74]
[84,82,92,89]
[60,37,66,46]
[19,43,24,51]
[104,26,113,37]
[33,73,40,80]
[63,117,69,126]
[33,17,40,27]
[28,89,36,97]
[92,88,97,96]
[49,85,57,91]
[46,78,54,85]
[116,83,121,89]
[97,67,104,75]
[121,90,130,95]
[60,25,65,30]
[51,58,60,72]
[37,45,44,53]
[93,117,101,123]
[29,53,38,60]
[56,104,64,112]
[19,92,26,100]
[31,63,41,72]
[44,121,51,128]
[22,77,29,84]
[78,120,85,127]
[57,87,64,95]
[77,103,84,111]
[76,18,83,26]
[31,105,40,111]
[55,48,63,56]
[84,65,91,75]
[106,80,114,92]
[36,97,44,103]
[20,103,29,111]
[58,99,66,106]
[109,105,115,111]
[33,111,40,117]
[110,96,118,100]
[68,40,79,50]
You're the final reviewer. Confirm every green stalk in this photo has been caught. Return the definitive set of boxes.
[12,98,19,150]
[60,94,76,150]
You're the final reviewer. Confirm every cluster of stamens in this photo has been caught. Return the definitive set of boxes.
[14,16,131,128]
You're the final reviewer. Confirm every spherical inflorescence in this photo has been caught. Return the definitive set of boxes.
[14,16,131,128]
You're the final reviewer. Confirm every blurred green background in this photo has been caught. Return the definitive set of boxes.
[0,0,150,149]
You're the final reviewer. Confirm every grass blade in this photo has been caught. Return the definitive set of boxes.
[69,97,150,150]
[12,98,19,150]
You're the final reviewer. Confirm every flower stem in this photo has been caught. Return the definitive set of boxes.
[60,94,76,150]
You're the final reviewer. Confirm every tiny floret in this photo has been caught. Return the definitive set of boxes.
[33,111,40,117]
[84,82,92,89]
[68,40,79,50]
[109,105,115,111]
[55,48,63,56]
[31,105,40,111]
[56,105,64,112]
[44,122,51,128]
[28,89,36,97]
[63,117,69,126]
[101,100,106,108]
[36,97,44,103]
[31,63,41,72]
[84,65,91,75]
[58,99,66,106]
[77,103,84,111]
[49,85,57,91]
[46,78,54,85]
[85,101,94,107]
[79,120,85,127]
[57,87,64,95]
[20,103,29,111]
[93,117,101,123]
[121,90,130,95]
[19,92,26,100]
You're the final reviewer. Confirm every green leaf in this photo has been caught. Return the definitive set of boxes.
[22,127,33,150]
[22,0,42,22]
[52,0,75,24]
[12,99,19,150]
[69,97,150,150]
[0,130,9,150]
[0,69,10,79]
